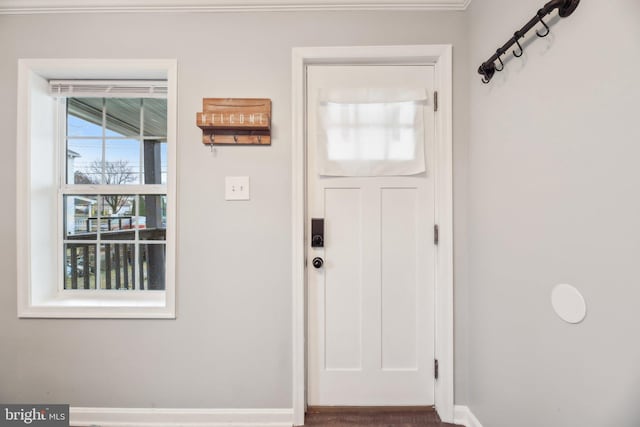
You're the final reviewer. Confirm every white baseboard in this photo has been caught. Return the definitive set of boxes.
[70,407,294,427]
[453,405,483,427]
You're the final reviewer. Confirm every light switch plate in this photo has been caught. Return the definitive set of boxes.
[225,176,250,200]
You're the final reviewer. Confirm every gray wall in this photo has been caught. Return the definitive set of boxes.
[0,11,470,408]
[467,0,640,426]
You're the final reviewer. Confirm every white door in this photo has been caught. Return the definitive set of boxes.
[307,65,436,406]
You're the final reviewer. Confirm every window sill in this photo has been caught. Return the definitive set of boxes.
[19,290,174,319]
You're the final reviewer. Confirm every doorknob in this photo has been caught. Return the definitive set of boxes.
[312,257,324,269]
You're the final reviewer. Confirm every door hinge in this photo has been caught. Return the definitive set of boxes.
[434,359,439,380]
[434,91,439,112]
[434,224,439,245]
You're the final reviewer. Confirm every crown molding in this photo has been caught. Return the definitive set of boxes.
[0,0,471,14]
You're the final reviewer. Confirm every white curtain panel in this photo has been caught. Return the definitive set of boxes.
[317,88,427,177]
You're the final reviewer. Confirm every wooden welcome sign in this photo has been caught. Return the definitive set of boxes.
[196,98,271,145]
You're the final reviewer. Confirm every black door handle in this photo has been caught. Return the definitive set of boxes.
[312,257,324,269]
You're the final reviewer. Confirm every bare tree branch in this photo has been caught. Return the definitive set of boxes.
[84,160,136,215]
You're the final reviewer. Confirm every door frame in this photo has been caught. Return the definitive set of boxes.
[291,45,453,426]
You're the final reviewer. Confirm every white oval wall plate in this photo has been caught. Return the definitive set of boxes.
[551,284,587,324]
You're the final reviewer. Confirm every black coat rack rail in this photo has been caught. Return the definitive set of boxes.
[478,0,580,84]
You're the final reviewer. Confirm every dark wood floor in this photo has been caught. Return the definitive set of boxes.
[304,407,463,427]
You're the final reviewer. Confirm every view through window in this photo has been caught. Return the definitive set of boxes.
[63,97,168,290]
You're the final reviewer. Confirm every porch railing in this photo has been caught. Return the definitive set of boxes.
[65,227,166,290]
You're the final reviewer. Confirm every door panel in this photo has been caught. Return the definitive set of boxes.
[381,187,418,371]
[307,65,435,406]
[324,188,362,371]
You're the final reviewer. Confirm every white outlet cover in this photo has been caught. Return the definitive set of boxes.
[225,176,250,200]
[551,284,587,324]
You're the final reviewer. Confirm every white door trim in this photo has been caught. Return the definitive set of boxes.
[291,44,453,426]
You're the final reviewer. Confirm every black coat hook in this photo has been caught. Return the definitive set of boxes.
[495,50,505,72]
[479,62,496,84]
[536,12,550,37]
[513,36,524,58]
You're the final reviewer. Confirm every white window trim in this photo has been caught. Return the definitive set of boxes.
[17,58,177,319]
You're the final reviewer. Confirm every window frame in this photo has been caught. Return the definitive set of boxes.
[17,59,177,318]
[60,97,167,293]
